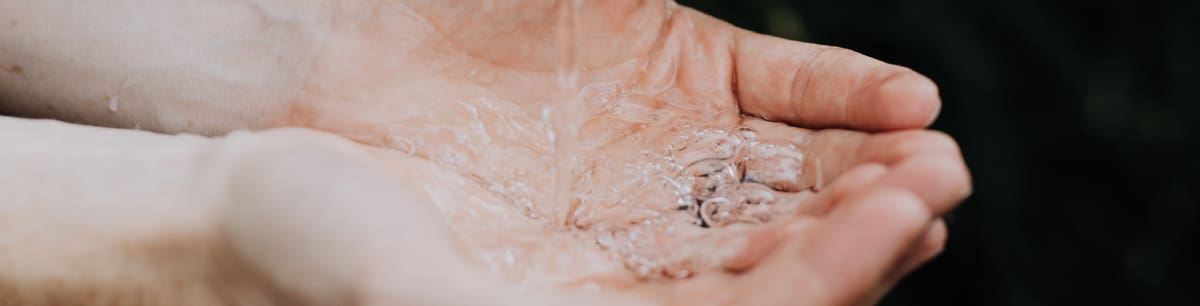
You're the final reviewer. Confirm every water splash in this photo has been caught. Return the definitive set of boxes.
[549,0,585,226]
[446,0,825,282]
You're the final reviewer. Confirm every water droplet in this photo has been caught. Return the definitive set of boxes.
[737,126,757,139]
[106,95,119,112]
[384,135,417,155]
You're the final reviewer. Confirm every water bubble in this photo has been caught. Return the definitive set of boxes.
[669,269,692,279]
[699,197,739,227]
[671,129,744,176]
[666,133,690,151]
[682,157,741,200]
[717,183,777,206]
[744,143,814,192]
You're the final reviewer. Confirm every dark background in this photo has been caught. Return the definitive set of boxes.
[686,1,1199,305]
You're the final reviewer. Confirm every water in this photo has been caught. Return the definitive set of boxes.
[368,0,825,285]
[522,0,825,280]
[549,0,583,227]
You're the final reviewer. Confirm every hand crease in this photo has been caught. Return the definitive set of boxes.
[791,46,828,124]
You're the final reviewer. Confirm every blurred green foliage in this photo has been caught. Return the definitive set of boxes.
[684,1,1199,305]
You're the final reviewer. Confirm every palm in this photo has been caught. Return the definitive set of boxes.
[283,1,967,305]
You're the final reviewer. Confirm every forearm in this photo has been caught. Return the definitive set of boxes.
[0,116,500,306]
[0,0,335,135]
[0,117,239,304]
[0,117,376,305]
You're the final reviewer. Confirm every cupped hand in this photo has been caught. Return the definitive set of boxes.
[0,0,970,305]
[272,1,970,305]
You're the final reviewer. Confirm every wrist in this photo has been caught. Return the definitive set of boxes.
[0,0,340,135]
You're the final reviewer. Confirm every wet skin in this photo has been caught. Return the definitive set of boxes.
[0,1,970,305]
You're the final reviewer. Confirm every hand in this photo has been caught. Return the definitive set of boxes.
[0,116,963,306]
[281,1,970,305]
[0,0,971,305]
[0,118,644,306]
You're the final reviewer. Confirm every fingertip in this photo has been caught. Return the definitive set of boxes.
[860,129,970,215]
[912,130,962,157]
[847,188,931,233]
[891,219,948,281]
[918,219,948,262]
[887,155,972,215]
[926,218,945,254]
[853,69,942,130]
[858,130,963,167]
[805,188,931,304]
[818,187,931,259]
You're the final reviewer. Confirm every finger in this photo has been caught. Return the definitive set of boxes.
[802,163,950,279]
[722,217,816,272]
[869,155,971,216]
[800,163,888,215]
[746,121,970,213]
[804,129,961,178]
[743,188,931,305]
[803,129,971,215]
[740,119,966,192]
[723,163,887,272]
[803,188,931,305]
[892,219,948,280]
[733,31,941,131]
[798,164,949,282]
[856,219,949,306]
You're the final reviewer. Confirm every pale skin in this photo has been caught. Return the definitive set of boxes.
[0,1,971,305]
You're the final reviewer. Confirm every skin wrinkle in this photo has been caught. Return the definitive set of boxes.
[281,4,337,129]
[674,13,728,106]
[840,48,869,128]
[403,1,560,72]
[636,19,678,97]
[638,11,679,96]
[235,2,336,131]
[613,1,677,73]
[401,1,669,73]
[790,45,827,125]
[727,32,745,117]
